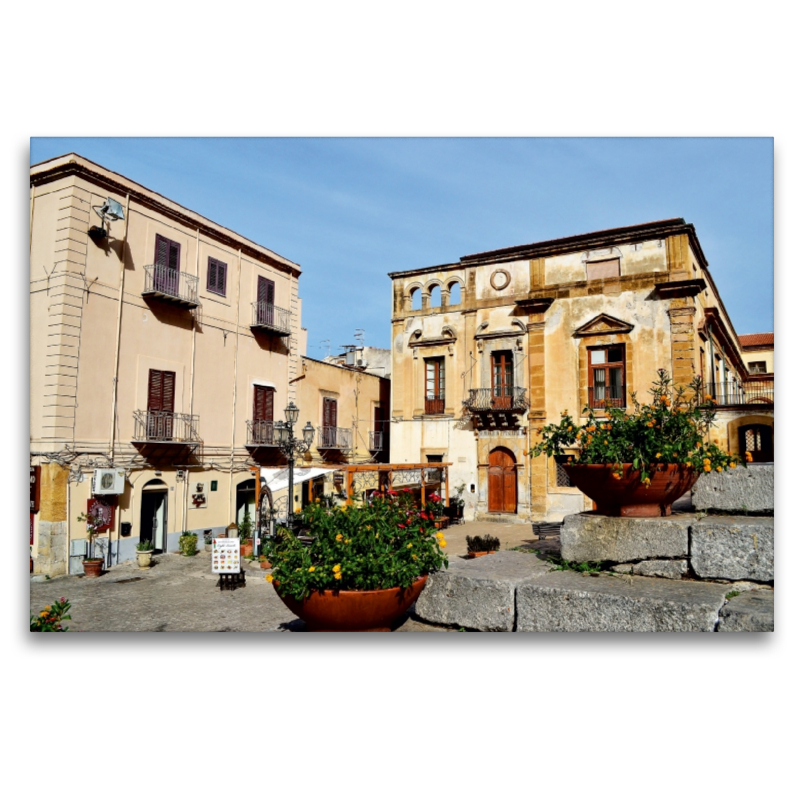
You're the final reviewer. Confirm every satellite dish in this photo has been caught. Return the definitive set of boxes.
[94,197,125,223]
[89,197,124,242]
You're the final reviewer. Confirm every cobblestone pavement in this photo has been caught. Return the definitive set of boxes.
[29,521,553,633]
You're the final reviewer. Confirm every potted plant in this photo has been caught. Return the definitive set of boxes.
[466,534,500,558]
[204,532,213,553]
[447,482,467,524]
[530,370,745,517]
[76,506,107,577]
[263,489,448,631]
[179,531,198,557]
[258,554,272,569]
[136,539,154,569]
[238,508,254,557]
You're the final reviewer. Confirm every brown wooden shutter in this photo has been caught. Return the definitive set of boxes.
[155,235,180,272]
[148,369,163,411]
[208,259,218,292]
[219,261,227,295]
[258,276,275,305]
[253,386,274,421]
[147,369,175,411]
[162,371,175,412]
[323,398,337,428]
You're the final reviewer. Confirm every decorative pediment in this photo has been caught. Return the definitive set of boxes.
[573,314,634,337]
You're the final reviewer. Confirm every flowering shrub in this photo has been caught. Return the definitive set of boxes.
[30,597,71,632]
[530,370,746,483]
[263,489,448,601]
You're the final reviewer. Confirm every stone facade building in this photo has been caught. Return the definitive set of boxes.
[388,219,774,522]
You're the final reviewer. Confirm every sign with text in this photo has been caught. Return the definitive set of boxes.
[212,538,241,574]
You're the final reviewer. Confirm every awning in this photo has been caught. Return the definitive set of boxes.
[260,467,335,493]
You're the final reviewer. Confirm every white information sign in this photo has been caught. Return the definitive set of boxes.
[212,538,241,574]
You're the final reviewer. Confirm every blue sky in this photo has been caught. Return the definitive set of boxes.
[30,137,773,355]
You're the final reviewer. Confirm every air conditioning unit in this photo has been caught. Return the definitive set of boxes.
[356,359,365,367]
[92,468,126,495]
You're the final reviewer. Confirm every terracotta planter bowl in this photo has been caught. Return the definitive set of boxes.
[273,576,428,632]
[467,551,496,559]
[564,463,699,517]
[82,558,104,577]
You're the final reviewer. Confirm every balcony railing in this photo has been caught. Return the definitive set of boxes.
[424,397,445,415]
[464,387,530,413]
[369,430,384,451]
[142,265,199,308]
[588,385,627,409]
[706,381,774,406]
[133,410,200,443]
[251,302,292,336]
[247,420,278,446]
[318,426,352,450]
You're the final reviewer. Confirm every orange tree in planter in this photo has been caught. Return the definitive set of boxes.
[529,370,747,484]
[263,489,448,601]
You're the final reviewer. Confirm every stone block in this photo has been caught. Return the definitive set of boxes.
[561,513,692,563]
[690,517,773,582]
[516,572,728,632]
[692,464,773,513]
[415,551,549,631]
[717,590,774,632]
[610,560,688,579]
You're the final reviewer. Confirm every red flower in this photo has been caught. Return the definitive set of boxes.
[398,524,406,529]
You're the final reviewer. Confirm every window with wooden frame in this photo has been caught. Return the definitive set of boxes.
[586,258,620,281]
[153,235,181,295]
[424,357,445,414]
[321,397,338,447]
[748,361,767,374]
[588,345,626,408]
[207,256,227,296]
[491,350,514,409]
[251,385,275,444]
[147,369,175,439]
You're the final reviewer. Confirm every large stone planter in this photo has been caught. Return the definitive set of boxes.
[137,550,154,569]
[565,464,699,517]
[272,576,428,632]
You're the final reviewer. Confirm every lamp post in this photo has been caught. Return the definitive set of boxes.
[275,401,315,528]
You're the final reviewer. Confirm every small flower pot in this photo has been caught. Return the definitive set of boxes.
[137,550,154,569]
[240,541,253,558]
[82,558,104,577]
[259,559,272,569]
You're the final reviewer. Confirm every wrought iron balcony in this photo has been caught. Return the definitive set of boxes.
[318,426,352,450]
[246,420,278,446]
[705,380,774,406]
[251,302,292,336]
[369,430,384,451]
[588,385,627,410]
[132,410,200,443]
[142,265,199,308]
[464,387,529,413]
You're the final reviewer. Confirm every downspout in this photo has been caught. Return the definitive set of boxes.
[229,249,242,524]
[109,194,131,565]
[184,227,200,534]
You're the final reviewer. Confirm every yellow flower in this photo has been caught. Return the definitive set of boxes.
[685,462,692,467]
[716,466,723,472]
[407,543,413,548]
[45,606,51,611]
[333,564,341,572]
[334,572,342,580]
[730,462,736,469]
[703,464,712,472]
[745,451,753,463]
[335,533,343,542]
[655,453,661,459]
[642,478,651,486]
[39,611,46,617]
[345,539,351,544]
[440,540,447,547]
[412,554,418,561]
[308,566,316,572]
[266,574,274,583]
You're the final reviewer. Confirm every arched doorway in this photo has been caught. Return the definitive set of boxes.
[140,479,168,553]
[739,424,774,462]
[488,447,517,513]
[236,479,256,532]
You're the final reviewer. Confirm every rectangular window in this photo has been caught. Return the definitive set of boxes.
[207,257,227,296]
[491,350,514,409]
[251,385,275,444]
[748,361,767,374]
[153,235,181,295]
[322,398,338,447]
[586,258,620,281]
[588,345,625,408]
[256,275,276,325]
[425,357,445,414]
[147,369,176,439]
[554,456,574,487]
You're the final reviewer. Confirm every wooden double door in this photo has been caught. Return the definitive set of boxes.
[488,448,517,513]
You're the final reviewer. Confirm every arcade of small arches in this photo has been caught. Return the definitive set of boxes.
[407,279,463,312]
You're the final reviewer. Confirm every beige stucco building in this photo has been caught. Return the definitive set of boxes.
[30,154,307,575]
[388,219,774,522]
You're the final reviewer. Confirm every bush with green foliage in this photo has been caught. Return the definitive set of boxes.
[263,489,448,601]
[179,531,198,556]
[529,370,745,484]
[466,534,500,553]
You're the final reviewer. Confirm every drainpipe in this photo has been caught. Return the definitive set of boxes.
[185,228,200,535]
[229,249,242,524]
[109,194,131,463]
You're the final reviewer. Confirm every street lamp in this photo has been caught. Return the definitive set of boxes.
[275,402,315,528]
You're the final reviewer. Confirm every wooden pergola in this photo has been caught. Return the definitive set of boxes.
[338,463,452,508]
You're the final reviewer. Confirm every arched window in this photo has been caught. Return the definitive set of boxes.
[448,281,461,305]
[410,287,421,311]
[429,285,442,309]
